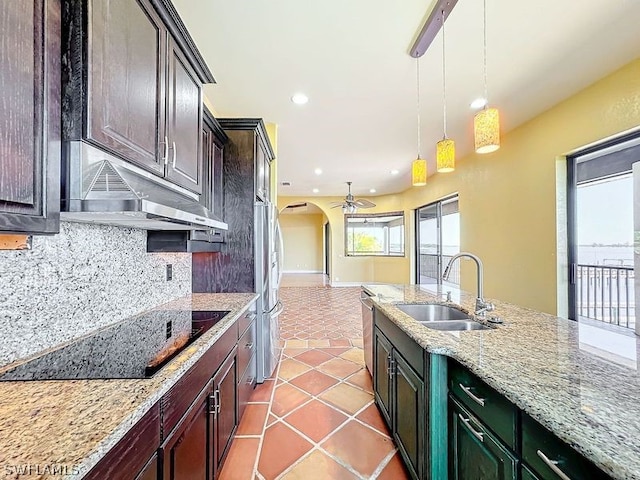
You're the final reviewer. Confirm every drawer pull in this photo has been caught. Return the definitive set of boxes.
[245,342,254,349]
[537,450,572,480]
[459,383,485,407]
[458,414,484,443]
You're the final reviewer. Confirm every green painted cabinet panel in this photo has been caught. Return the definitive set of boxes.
[521,465,539,480]
[373,327,392,427]
[394,352,426,480]
[521,413,612,480]
[449,360,517,449]
[449,397,517,480]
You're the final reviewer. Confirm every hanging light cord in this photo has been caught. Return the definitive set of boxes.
[416,57,421,157]
[442,10,447,139]
[483,0,488,102]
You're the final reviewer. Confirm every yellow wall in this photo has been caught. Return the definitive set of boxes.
[279,58,640,314]
[280,213,324,272]
[278,195,409,285]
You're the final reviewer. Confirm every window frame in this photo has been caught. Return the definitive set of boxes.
[344,211,405,257]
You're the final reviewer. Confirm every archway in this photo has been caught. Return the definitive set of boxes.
[278,200,333,284]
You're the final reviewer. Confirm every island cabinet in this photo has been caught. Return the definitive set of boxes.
[373,309,429,480]
[84,306,257,480]
[448,359,613,480]
[0,0,61,234]
[62,0,214,194]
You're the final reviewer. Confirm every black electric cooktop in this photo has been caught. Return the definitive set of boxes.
[0,310,230,381]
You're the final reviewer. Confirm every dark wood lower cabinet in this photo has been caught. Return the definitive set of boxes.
[161,380,213,480]
[135,454,158,480]
[212,352,237,476]
[449,397,517,480]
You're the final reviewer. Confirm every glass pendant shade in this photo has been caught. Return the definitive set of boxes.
[412,158,427,186]
[474,107,500,154]
[436,138,455,173]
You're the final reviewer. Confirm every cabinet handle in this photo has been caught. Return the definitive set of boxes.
[215,388,221,414]
[245,342,254,349]
[458,413,484,443]
[208,394,217,416]
[537,450,572,480]
[246,376,254,385]
[172,141,177,169]
[459,383,485,407]
[162,136,169,165]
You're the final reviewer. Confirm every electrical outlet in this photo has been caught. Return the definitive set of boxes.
[166,320,172,339]
[166,264,173,281]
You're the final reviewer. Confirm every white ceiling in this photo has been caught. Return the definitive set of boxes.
[173,0,640,197]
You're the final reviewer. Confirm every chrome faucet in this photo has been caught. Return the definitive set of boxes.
[442,252,494,317]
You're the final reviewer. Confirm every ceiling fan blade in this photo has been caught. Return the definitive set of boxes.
[330,204,343,209]
[354,199,376,208]
[329,201,344,207]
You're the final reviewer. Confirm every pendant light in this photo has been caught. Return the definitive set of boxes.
[412,57,427,186]
[436,10,455,173]
[474,0,500,154]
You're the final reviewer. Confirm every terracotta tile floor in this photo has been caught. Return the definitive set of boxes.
[219,282,410,479]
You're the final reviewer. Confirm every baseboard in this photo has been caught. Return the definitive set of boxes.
[329,281,365,287]
[282,270,324,274]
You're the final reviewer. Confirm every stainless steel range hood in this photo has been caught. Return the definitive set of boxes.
[61,141,227,231]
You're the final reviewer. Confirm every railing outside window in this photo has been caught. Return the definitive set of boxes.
[575,264,635,329]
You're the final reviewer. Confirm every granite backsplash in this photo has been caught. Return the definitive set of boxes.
[0,222,191,367]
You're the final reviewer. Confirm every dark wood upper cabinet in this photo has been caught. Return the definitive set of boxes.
[87,0,166,175]
[0,0,60,234]
[166,38,203,192]
[62,0,213,194]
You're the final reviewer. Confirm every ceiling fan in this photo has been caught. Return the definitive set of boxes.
[330,181,376,214]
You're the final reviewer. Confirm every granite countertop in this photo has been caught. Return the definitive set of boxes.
[0,293,258,480]
[363,283,640,480]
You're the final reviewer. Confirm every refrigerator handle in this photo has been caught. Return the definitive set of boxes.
[265,300,284,316]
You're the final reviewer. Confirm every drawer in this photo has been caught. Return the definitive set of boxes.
[238,308,256,338]
[237,353,257,419]
[522,413,612,480]
[449,360,517,449]
[237,320,257,377]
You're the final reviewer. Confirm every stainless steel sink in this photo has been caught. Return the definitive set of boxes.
[395,303,471,322]
[423,320,491,331]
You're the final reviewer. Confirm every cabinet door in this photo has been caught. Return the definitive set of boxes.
[393,353,425,480]
[521,465,539,480]
[212,352,238,477]
[135,453,158,480]
[88,0,165,175]
[263,154,271,202]
[449,398,517,480]
[161,381,213,480]
[373,328,393,427]
[255,140,266,200]
[166,37,202,193]
[0,0,60,234]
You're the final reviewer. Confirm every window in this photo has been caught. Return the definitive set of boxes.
[567,134,640,328]
[416,195,460,285]
[345,212,405,256]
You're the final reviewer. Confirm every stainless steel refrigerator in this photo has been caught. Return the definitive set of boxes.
[255,201,284,381]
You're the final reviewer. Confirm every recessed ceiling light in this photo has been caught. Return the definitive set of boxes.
[369,188,377,193]
[314,168,322,175]
[291,93,309,105]
[390,169,399,175]
[312,188,319,193]
[470,97,488,109]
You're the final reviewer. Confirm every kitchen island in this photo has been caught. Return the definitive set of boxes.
[0,292,257,479]
[364,283,640,480]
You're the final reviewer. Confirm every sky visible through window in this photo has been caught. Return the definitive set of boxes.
[577,174,633,266]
